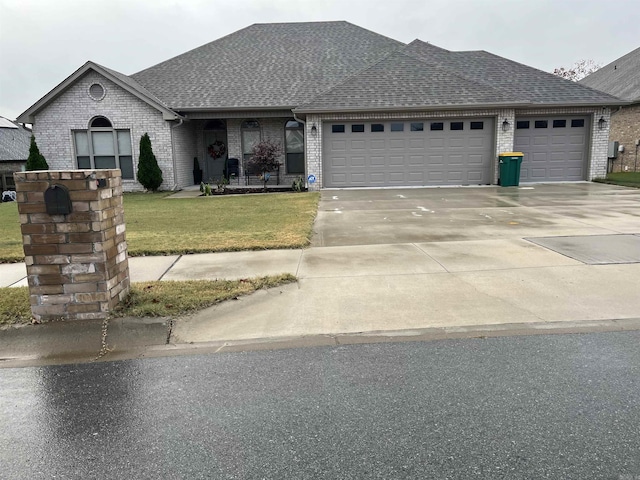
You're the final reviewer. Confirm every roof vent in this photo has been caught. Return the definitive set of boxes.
[89,83,105,101]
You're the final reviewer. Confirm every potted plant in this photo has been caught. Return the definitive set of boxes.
[193,157,203,185]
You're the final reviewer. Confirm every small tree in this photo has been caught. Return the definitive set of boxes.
[137,133,163,191]
[26,135,49,171]
[553,59,601,82]
[247,139,283,191]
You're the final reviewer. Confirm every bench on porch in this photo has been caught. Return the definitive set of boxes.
[241,158,281,186]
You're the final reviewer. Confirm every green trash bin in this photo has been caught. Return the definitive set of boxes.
[499,152,524,187]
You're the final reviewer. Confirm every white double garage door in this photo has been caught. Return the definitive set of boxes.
[322,116,590,187]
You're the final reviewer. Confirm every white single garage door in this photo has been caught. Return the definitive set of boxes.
[323,119,494,188]
[514,116,590,182]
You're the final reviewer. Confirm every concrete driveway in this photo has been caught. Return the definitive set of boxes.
[311,183,640,247]
[173,182,640,344]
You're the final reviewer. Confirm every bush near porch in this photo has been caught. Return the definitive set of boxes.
[0,192,320,263]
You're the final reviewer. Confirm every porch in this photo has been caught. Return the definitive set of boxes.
[172,114,305,189]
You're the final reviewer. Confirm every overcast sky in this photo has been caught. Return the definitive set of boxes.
[1,0,638,121]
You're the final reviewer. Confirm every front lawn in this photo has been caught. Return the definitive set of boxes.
[0,191,319,262]
[0,275,296,325]
[594,172,640,188]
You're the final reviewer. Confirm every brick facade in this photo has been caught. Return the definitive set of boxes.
[14,169,130,322]
[609,104,640,172]
[304,107,610,189]
[28,69,611,191]
[32,71,175,192]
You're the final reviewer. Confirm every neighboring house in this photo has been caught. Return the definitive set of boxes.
[580,47,640,172]
[0,116,30,191]
[18,21,625,191]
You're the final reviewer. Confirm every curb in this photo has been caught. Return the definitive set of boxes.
[3,317,639,368]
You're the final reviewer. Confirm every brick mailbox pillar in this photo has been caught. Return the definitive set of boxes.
[14,170,130,322]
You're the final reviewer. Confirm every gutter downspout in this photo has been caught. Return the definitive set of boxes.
[170,117,184,191]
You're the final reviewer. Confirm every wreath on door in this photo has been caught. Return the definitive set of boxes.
[207,140,226,159]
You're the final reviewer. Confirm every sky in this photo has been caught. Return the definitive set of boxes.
[1,0,638,122]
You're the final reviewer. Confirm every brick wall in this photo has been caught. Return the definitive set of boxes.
[610,104,640,172]
[14,169,130,322]
[306,107,609,188]
[32,71,174,192]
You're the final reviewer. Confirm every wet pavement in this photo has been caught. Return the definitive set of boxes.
[1,331,639,479]
[2,182,640,367]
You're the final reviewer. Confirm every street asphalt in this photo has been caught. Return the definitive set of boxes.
[1,182,640,366]
[2,331,640,479]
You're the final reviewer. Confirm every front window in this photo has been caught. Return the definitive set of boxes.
[285,120,304,174]
[241,120,261,163]
[73,117,133,179]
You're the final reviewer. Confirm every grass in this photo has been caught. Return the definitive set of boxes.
[593,172,640,188]
[0,191,319,262]
[0,274,296,326]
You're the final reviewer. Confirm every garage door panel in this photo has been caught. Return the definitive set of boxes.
[515,116,588,182]
[468,137,485,148]
[351,156,366,167]
[449,138,464,148]
[447,171,463,181]
[331,140,346,151]
[331,157,347,167]
[468,171,483,182]
[468,154,483,165]
[449,154,463,165]
[324,119,494,187]
[429,155,444,166]
[369,173,385,183]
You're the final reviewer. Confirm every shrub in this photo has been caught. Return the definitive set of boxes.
[25,135,49,171]
[137,133,163,191]
[247,139,283,191]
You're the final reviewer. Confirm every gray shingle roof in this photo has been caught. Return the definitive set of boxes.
[96,62,174,111]
[295,50,513,111]
[296,39,622,112]
[400,40,623,105]
[131,21,404,110]
[579,47,640,102]
[0,117,30,162]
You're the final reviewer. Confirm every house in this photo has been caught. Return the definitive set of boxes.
[580,47,640,172]
[17,21,625,191]
[0,116,30,192]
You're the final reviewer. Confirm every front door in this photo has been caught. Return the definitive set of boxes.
[203,120,228,182]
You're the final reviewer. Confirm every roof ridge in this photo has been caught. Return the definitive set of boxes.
[299,44,408,106]
[475,50,624,101]
[400,45,512,101]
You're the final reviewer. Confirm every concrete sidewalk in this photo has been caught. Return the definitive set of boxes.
[3,239,640,367]
[3,183,640,366]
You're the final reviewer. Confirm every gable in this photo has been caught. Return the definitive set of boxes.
[17,62,180,124]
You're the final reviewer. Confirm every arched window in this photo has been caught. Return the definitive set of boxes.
[241,119,261,163]
[285,119,304,174]
[73,117,133,179]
